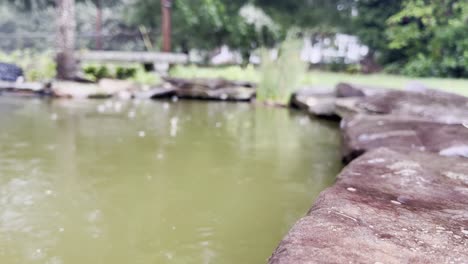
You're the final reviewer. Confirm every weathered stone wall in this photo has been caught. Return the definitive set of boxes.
[270,83,468,263]
[0,77,257,101]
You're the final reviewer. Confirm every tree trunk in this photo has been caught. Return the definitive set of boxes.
[360,50,381,74]
[95,0,103,50]
[56,0,77,80]
[160,0,172,52]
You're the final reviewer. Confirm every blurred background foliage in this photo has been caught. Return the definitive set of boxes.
[1,0,468,78]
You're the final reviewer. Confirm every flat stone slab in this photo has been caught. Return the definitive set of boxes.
[337,89,468,124]
[336,82,392,98]
[0,81,48,96]
[133,86,176,99]
[341,114,468,162]
[269,148,468,264]
[162,77,256,101]
[290,86,337,117]
[52,79,140,99]
[290,83,393,117]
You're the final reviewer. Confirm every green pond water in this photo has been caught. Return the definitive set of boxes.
[0,97,341,264]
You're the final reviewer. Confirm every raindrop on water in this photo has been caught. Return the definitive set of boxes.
[31,248,45,259]
[170,117,179,137]
[298,117,309,126]
[133,99,142,106]
[97,105,106,113]
[113,102,123,112]
[46,256,63,264]
[105,100,113,109]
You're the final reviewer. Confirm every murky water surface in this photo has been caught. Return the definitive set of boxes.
[0,98,341,264]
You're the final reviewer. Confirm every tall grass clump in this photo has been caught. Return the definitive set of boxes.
[82,63,160,85]
[169,64,259,83]
[258,36,307,105]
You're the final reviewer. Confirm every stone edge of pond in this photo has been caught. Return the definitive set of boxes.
[268,83,468,264]
[0,78,257,102]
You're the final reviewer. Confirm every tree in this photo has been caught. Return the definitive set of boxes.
[87,0,121,50]
[253,0,354,30]
[56,0,77,80]
[160,0,171,52]
[386,0,468,77]
[127,0,281,57]
[5,0,55,11]
[349,0,403,71]
[95,0,102,49]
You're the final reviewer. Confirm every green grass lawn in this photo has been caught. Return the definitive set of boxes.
[170,65,468,97]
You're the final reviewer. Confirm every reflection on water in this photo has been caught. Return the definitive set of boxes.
[0,97,341,264]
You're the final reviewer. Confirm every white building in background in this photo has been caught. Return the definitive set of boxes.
[210,45,243,65]
[301,33,369,64]
[203,3,369,66]
[206,34,369,66]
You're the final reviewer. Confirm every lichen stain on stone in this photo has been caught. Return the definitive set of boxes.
[394,169,418,177]
[386,160,422,171]
[443,171,468,184]
[439,145,468,158]
[358,130,417,142]
[367,158,386,164]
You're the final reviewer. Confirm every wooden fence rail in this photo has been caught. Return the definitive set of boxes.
[77,51,188,64]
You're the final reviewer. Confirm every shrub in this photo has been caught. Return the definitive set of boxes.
[83,64,112,81]
[116,66,137,80]
[169,64,259,82]
[0,50,56,81]
[83,64,156,84]
[401,54,437,77]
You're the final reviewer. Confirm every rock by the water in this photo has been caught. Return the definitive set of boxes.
[290,86,338,117]
[269,148,468,264]
[133,85,176,99]
[164,77,256,89]
[275,83,468,264]
[339,89,468,124]
[341,114,468,162]
[336,82,391,98]
[0,81,47,96]
[98,78,140,93]
[162,77,256,101]
[52,82,102,99]
[290,84,392,117]
[0,62,23,82]
[52,79,141,99]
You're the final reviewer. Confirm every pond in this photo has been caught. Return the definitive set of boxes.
[0,97,341,264]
